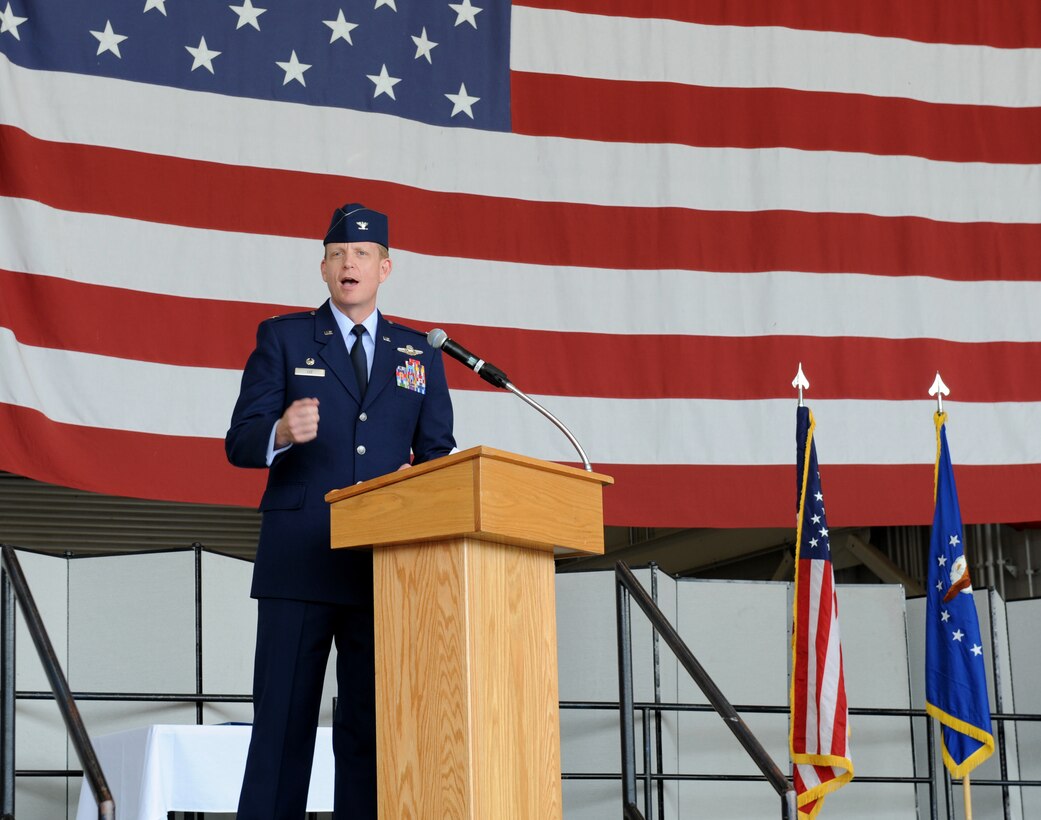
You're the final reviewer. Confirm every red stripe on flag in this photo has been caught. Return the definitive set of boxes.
[0,402,265,507]
[0,268,283,369]
[792,563,812,746]
[832,657,849,752]
[514,0,1041,49]
[513,72,1041,165]
[814,566,836,730]
[3,126,1040,280]
[0,407,1038,526]
[601,463,1041,528]
[5,270,1040,402]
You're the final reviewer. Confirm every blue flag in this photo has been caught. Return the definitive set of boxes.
[925,412,994,777]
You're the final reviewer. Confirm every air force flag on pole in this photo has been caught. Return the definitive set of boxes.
[925,412,994,777]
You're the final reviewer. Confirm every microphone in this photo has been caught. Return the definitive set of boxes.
[426,327,592,470]
[426,328,510,389]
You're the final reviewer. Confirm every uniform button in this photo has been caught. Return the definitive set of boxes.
[358,412,368,422]
[356,445,366,455]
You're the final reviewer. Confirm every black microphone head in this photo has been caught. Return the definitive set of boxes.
[427,328,448,349]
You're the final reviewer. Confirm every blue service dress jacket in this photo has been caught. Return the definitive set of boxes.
[226,300,456,605]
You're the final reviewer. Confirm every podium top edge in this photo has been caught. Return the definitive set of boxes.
[324,445,614,504]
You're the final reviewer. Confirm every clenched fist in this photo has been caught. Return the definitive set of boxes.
[275,398,320,448]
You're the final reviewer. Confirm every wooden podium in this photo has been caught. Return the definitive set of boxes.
[325,446,613,820]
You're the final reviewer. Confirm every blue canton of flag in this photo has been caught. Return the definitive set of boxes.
[0,0,511,130]
[925,411,994,777]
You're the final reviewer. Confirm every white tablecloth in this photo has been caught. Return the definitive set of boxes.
[74,724,333,820]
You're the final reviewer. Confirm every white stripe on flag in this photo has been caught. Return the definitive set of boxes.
[4,198,1041,344]
[511,7,1041,107]
[3,326,1039,466]
[2,56,1039,222]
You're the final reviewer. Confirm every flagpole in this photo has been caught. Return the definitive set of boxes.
[963,773,973,820]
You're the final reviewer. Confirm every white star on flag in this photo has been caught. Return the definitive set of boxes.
[952,629,965,642]
[367,64,401,99]
[0,3,28,40]
[950,534,961,547]
[971,644,983,656]
[412,27,437,63]
[809,537,818,548]
[814,491,823,502]
[229,0,265,30]
[186,36,221,73]
[941,610,951,622]
[374,0,397,10]
[143,0,167,15]
[938,555,947,566]
[810,514,821,524]
[324,10,358,45]
[445,82,479,118]
[449,0,482,28]
[91,21,127,58]
[276,51,310,86]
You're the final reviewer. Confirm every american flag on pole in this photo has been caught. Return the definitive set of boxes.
[790,405,853,818]
[1,2,1040,527]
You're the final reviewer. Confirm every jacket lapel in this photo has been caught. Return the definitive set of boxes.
[363,313,396,408]
[314,301,363,403]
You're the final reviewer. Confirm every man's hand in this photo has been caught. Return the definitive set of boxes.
[275,398,319,448]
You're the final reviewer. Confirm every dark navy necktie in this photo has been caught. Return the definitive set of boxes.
[350,324,367,397]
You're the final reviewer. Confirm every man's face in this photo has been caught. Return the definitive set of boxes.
[320,241,391,321]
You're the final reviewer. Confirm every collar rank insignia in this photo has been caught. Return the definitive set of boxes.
[305,357,315,366]
[323,329,334,336]
[397,344,424,356]
[382,335,391,342]
[356,221,368,230]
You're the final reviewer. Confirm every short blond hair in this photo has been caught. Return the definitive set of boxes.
[323,243,389,261]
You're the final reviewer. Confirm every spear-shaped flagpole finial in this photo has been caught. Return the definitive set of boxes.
[792,362,809,407]
[929,371,950,413]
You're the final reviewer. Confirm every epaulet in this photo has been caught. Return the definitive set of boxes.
[265,309,317,323]
[385,318,426,338]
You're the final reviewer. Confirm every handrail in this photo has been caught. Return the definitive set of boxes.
[615,560,798,819]
[0,544,114,820]
[624,802,647,820]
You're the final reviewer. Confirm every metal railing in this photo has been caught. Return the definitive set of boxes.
[562,700,938,819]
[1,543,114,820]
[598,562,1041,820]
[6,546,1041,819]
[562,698,1041,820]
[615,560,798,819]
[0,544,334,820]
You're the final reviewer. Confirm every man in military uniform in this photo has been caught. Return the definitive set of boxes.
[226,203,455,819]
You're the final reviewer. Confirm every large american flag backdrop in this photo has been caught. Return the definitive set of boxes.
[1,1,1039,528]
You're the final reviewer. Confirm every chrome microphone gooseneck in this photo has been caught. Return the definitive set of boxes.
[426,328,593,472]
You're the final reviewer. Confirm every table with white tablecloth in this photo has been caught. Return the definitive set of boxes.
[74,724,333,820]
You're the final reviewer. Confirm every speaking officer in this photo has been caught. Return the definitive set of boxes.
[226,203,455,819]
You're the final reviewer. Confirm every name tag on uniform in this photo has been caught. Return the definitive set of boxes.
[294,367,326,377]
